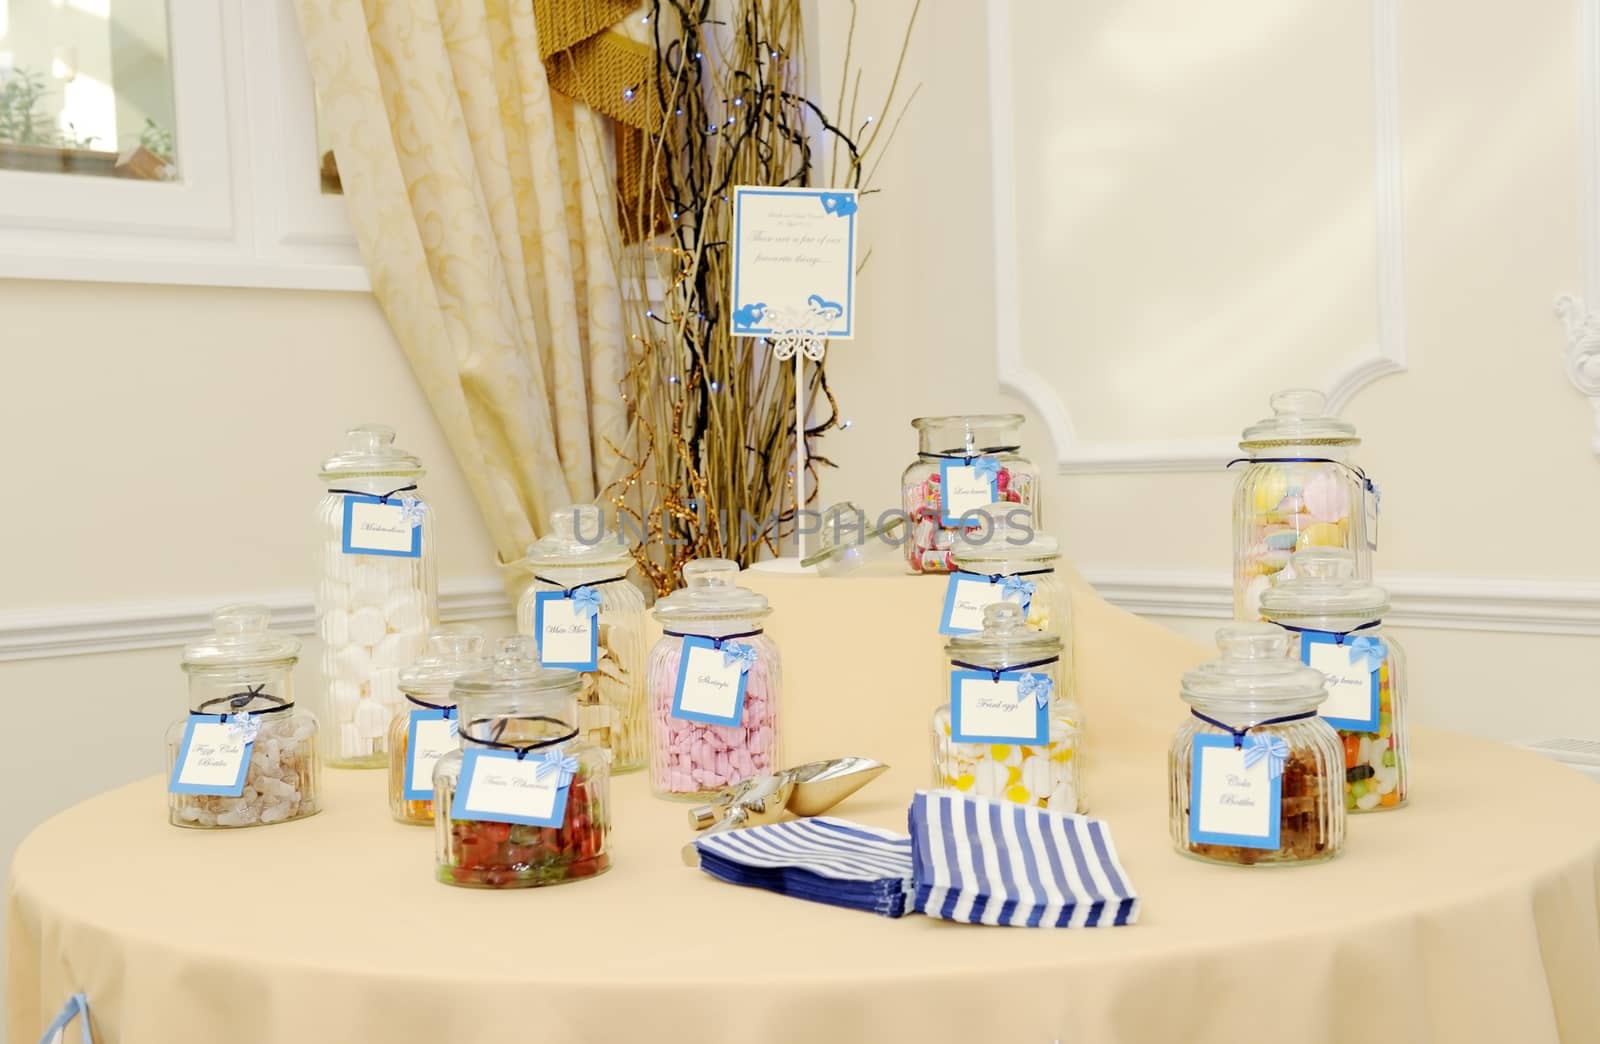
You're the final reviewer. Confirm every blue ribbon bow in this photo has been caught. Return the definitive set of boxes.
[999,575,1036,601]
[971,456,1000,483]
[1016,672,1054,709]
[1347,635,1388,672]
[1242,733,1290,780]
[722,641,758,673]
[397,495,426,528]
[225,711,260,744]
[535,750,580,787]
[570,586,602,618]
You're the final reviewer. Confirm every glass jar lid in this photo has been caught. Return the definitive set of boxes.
[1180,624,1327,711]
[1258,549,1389,621]
[944,602,1060,665]
[652,558,770,624]
[951,506,1058,568]
[912,414,1025,456]
[319,424,424,479]
[399,629,490,697]
[1238,389,1359,450]
[181,604,300,670]
[526,505,634,570]
[452,636,580,701]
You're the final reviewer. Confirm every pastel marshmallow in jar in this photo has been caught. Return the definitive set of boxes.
[900,414,1040,575]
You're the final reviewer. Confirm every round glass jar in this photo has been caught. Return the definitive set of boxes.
[387,629,488,825]
[934,602,1084,812]
[315,425,438,768]
[1233,390,1375,620]
[516,505,647,773]
[947,507,1068,637]
[166,605,321,829]
[647,558,782,801]
[1259,549,1407,813]
[901,414,1039,574]
[433,637,610,888]
[1170,624,1346,867]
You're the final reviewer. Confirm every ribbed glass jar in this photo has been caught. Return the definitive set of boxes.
[1233,390,1374,621]
[901,414,1039,574]
[647,559,781,801]
[945,509,1069,638]
[315,425,438,768]
[387,629,488,825]
[516,505,647,773]
[1169,625,1345,867]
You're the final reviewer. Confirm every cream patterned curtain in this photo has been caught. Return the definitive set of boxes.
[294,0,628,595]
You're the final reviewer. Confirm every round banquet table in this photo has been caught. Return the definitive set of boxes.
[10,567,1600,1044]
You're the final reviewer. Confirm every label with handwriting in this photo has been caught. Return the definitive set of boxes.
[168,720,252,796]
[341,495,422,557]
[1188,734,1280,849]
[670,635,749,727]
[449,748,570,827]
[1302,631,1381,732]
[949,669,1049,745]
[938,458,1000,526]
[535,591,599,670]
[940,573,1029,635]
[403,708,458,800]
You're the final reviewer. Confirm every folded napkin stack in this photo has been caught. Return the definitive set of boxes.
[691,790,1140,927]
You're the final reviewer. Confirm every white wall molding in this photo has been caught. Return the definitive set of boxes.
[1556,0,1600,455]
[985,0,1407,473]
[0,578,513,662]
[1083,568,1600,636]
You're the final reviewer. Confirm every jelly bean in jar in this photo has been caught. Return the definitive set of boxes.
[901,415,1039,574]
[647,559,781,801]
[387,629,488,825]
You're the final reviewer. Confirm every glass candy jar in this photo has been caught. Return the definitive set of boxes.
[934,602,1083,811]
[516,505,647,773]
[1234,390,1376,620]
[647,558,782,801]
[901,414,1039,574]
[166,605,322,829]
[388,629,488,825]
[1170,624,1346,867]
[316,424,439,768]
[433,637,610,888]
[944,508,1068,637]
[1260,549,1408,813]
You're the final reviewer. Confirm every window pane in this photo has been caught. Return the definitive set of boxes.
[0,0,178,180]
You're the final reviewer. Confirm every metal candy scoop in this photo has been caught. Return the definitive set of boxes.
[681,755,889,866]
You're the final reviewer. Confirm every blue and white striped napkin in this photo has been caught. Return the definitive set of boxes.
[693,817,915,917]
[908,790,1141,927]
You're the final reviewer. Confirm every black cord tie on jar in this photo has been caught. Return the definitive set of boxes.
[1225,457,1378,499]
[532,574,628,597]
[948,655,1060,683]
[925,445,1020,464]
[191,686,294,722]
[461,714,579,759]
[1190,710,1317,749]
[326,484,419,504]
[1274,620,1382,645]
[662,628,763,650]
[404,693,457,717]
[953,568,1054,582]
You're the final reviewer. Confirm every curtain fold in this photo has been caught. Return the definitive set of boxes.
[295,0,628,598]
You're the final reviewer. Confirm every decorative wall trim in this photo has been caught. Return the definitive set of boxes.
[0,579,514,663]
[1082,569,1600,636]
[985,0,1407,473]
[1556,0,1600,456]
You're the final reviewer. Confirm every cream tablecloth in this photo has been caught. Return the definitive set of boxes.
[10,566,1600,1043]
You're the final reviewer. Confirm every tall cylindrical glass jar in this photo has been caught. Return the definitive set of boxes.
[315,425,438,768]
[901,414,1039,574]
[1170,624,1346,867]
[1233,390,1376,620]
[433,637,610,888]
[388,629,488,825]
[945,507,1069,637]
[647,559,781,800]
[1260,549,1408,813]
[516,505,647,773]
[933,602,1083,812]
[166,605,321,829]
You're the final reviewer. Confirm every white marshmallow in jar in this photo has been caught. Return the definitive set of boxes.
[315,425,438,768]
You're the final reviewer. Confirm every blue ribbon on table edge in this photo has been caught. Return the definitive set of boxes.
[1241,733,1290,781]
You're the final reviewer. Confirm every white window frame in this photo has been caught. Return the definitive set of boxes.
[0,0,368,291]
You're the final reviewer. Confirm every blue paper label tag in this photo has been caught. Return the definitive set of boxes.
[534,590,600,671]
[1300,630,1384,732]
[948,669,1050,745]
[729,186,857,340]
[340,494,423,557]
[939,573,1031,636]
[1188,733,1281,850]
[449,748,571,827]
[403,708,458,801]
[938,458,1000,527]
[168,719,252,796]
[670,635,752,727]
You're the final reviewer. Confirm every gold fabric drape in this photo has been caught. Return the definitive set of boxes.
[294,0,629,595]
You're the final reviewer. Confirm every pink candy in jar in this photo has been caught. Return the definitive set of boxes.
[647,558,782,800]
[901,415,1039,574]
